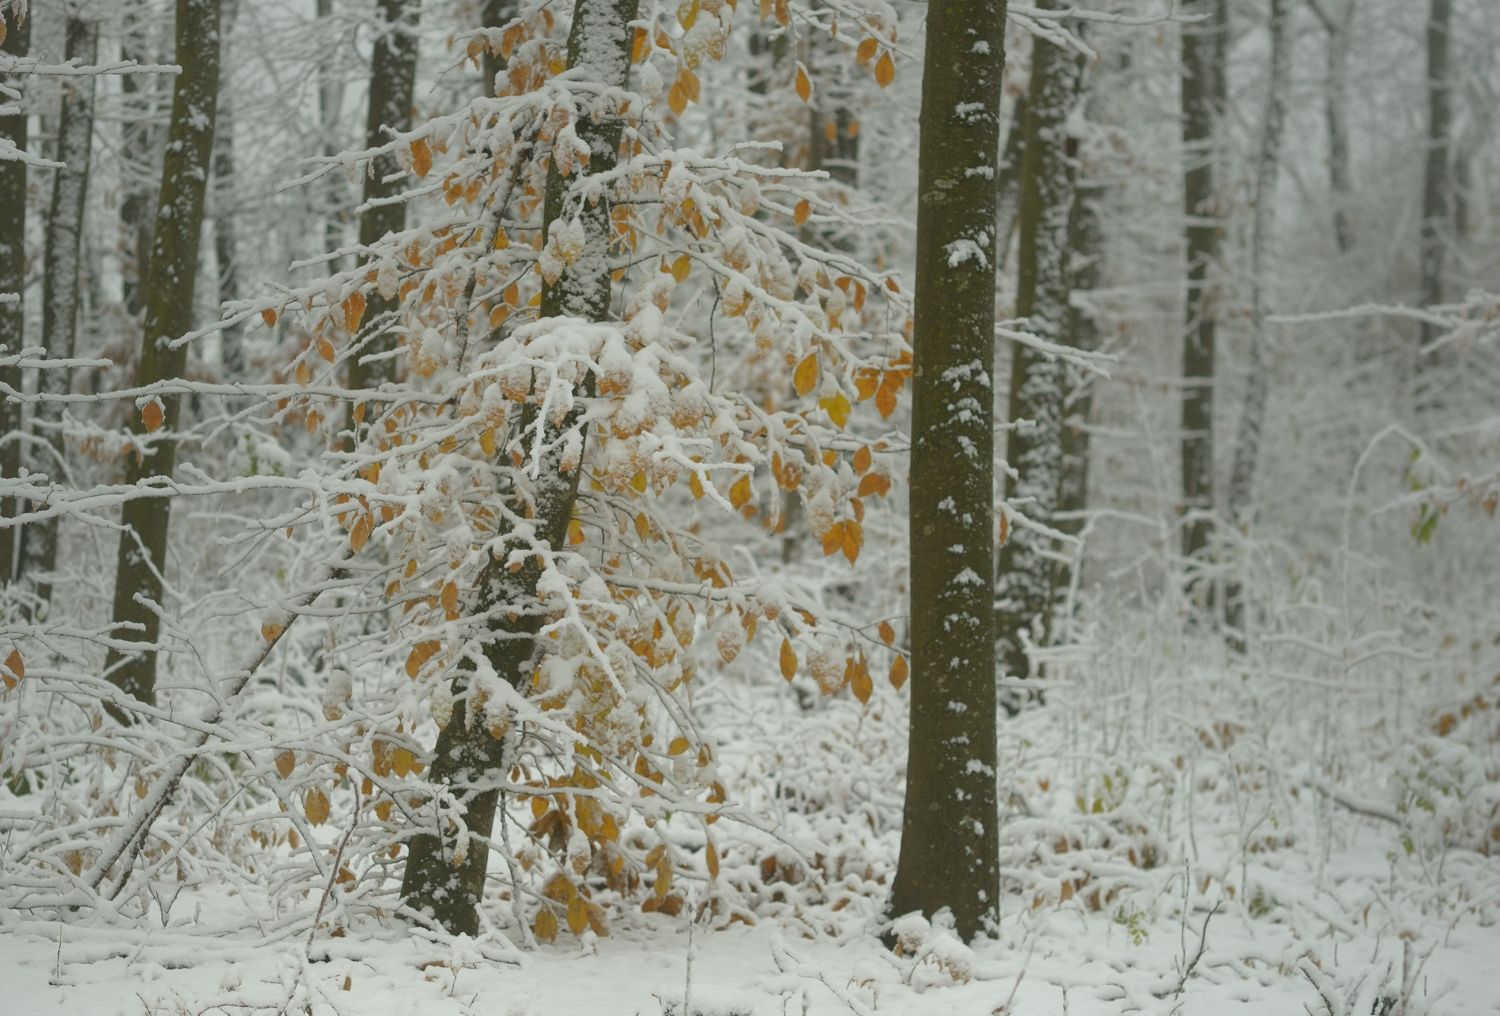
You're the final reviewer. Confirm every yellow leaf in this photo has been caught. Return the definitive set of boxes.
[821,521,845,557]
[317,337,335,362]
[440,581,459,616]
[667,81,687,116]
[304,787,330,826]
[793,199,810,226]
[261,622,284,643]
[857,472,892,498]
[410,137,433,177]
[792,353,819,396]
[142,398,165,433]
[668,736,690,756]
[853,445,872,474]
[671,254,692,283]
[568,518,586,544]
[567,894,589,935]
[678,67,700,104]
[375,799,394,821]
[890,654,908,689]
[480,428,497,456]
[819,393,851,428]
[275,750,295,780]
[535,907,559,942]
[728,474,752,509]
[706,839,720,879]
[875,51,895,88]
[878,621,895,645]
[350,513,373,554]
[679,0,700,29]
[294,359,312,385]
[779,639,796,682]
[794,62,812,103]
[841,519,863,563]
[856,37,878,65]
[689,472,705,500]
[392,747,414,777]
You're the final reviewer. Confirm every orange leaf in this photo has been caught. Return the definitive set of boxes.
[304,787,330,826]
[2,647,23,690]
[852,445,872,474]
[260,307,278,328]
[440,581,459,616]
[794,62,812,103]
[875,51,895,88]
[851,656,873,704]
[343,291,366,333]
[878,621,895,645]
[856,38,878,66]
[792,353,819,396]
[779,638,797,682]
[261,622,284,643]
[857,472,891,498]
[142,398,164,433]
[405,641,440,679]
[841,518,862,563]
[668,736,690,756]
[410,137,433,177]
[568,518,586,544]
[890,653,909,689]
[667,81,687,116]
[706,839,720,879]
[875,381,898,418]
[793,199,810,226]
[350,513,373,554]
[275,749,295,780]
[821,521,845,557]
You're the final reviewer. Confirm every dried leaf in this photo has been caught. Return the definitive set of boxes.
[668,736,690,756]
[779,638,797,682]
[1,647,23,690]
[261,307,278,328]
[890,654,909,689]
[261,622,284,643]
[275,750,295,780]
[878,621,895,645]
[852,446,872,474]
[142,398,165,433]
[792,353,819,396]
[410,137,433,177]
[851,656,873,704]
[793,198,811,226]
[875,51,895,88]
[856,37,878,66]
[728,474,752,509]
[534,907,559,942]
[343,291,366,333]
[304,787,330,826]
[794,62,812,103]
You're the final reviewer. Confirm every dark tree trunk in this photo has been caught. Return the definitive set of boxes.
[21,15,98,612]
[1310,0,1353,254]
[399,0,639,937]
[214,0,242,377]
[1179,0,1227,571]
[0,6,31,588]
[994,26,1082,712]
[104,0,221,713]
[481,0,515,96]
[346,0,420,442]
[1416,0,1451,391]
[890,0,1006,944]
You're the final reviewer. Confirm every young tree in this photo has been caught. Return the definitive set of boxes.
[0,3,30,587]
[994,25,1084,707]
[891,0,1007,943]
[1309,0,1354,254]
[1416,0,1451,390]
[21,12,98,612]
[1179,0,1226,570]
[213,0,242,376]
[104,0,220,711]
[346,0,420,442]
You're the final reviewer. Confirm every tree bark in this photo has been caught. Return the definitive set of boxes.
[346,0,420,441]
[21,15,98,613]
[104,0,221,713]
[995,94,1026,272]
[994,26,1082,712]
[0,5,31,588]
[890,0,1006,944]
[399,0,639,937]
[1416,0,1451,390]
[1309,0,1353,254]
[1054,179,1101,591]
[214,0,242,377]
[1224,0,1291,647]
[481,0,515,96]
[1179,0,1227,569]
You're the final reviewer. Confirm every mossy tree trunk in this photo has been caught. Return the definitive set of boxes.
[346,0,419,442]
[399,0,639,938]
[21,15,98,613]
[104,0,220,713]
[890,0,1006,945]
[994,19,1083,712]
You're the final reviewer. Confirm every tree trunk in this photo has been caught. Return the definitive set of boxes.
[21,15,98,613]
[317,0,347,264]
[346,0,419,442]
[0,6,30,588]
[1224,0,1290,647]
[214,0,242,377]
[119,15,163,320]
[1054,178,1101,596]
[890,0,1006,944]
[399,0,639,937]
[1415,0,1450,390]
[104,0,221,713]
[1179,0,1227,570]
[1310,0,1353,254]
[995,94,1027,272]
[994,26,1082,712]
[481,0,515,96]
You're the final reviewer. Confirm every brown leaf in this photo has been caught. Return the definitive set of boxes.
[889,654,909,690]
[1,647,23,690]
[142,398,165,433]
[275,749,295,780]
[304,787,330,826]
[792,353,819,396]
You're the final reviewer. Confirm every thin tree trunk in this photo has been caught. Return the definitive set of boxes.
[995,94,1027,271]
[346,0,419,442]
[890,0,1006,945]
[0,6,31,588]
[1179,0,1227,571]
[399,0,639,937]
[1224,0,1291,647]
[317,0,346,264]
[214,0,242,377]
[994,26,1082,713]
[1054,179,1101,589]
[1310,0,1353,254]
[119,16,162,320]
[1416,0,1451,389]
[21,15,98,613]
[104,0,221,714]
[481,0,514,96]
